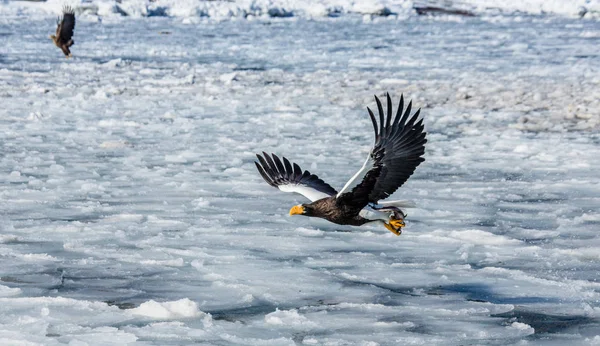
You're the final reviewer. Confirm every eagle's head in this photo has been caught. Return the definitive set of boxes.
[49,35,57,43]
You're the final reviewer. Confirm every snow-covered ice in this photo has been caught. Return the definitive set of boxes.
[1,3,600,345]
[2,0,600,19]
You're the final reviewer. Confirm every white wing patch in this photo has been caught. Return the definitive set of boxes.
[279,184,331,202]
[336,156,373,197]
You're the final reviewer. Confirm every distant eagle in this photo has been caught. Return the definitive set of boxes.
[255,93,427,235]
[50,6,76,58]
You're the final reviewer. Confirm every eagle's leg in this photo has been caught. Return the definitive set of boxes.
[61,46,71,58]
[368,205,406,235]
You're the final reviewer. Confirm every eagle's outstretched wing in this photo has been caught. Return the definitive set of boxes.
[336,93,426,210]
[58,6,75,44]
[255,152,337,202]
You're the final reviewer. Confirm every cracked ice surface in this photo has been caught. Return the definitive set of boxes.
[0,13,599,345]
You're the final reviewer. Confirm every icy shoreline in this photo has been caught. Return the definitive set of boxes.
[2,0,600,20]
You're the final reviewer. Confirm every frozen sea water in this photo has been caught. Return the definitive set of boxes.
[0,13,600,345]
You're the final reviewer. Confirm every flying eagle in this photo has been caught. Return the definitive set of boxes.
[50,6,76,58]
[255,93,426,235]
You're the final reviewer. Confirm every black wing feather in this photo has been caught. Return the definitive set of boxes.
[385,93,393,129]
[255,162,275,187]
[262,151,278,173]
[338,93,427,210]
[292,162,302,178]
[367,107,378,140]
[255,153,338,197]
[59,6,75,43]
[392,94,404,128]
[272,154,287,178]
[283,157,294,180]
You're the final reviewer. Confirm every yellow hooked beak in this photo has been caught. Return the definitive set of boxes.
[289,205,305,216]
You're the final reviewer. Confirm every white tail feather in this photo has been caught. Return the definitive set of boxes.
[378,200,416,208]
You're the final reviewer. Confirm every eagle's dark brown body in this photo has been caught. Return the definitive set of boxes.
[305,197,370,226]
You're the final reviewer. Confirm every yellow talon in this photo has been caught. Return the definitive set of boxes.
[390,219,405,229]
[384,222,402,236]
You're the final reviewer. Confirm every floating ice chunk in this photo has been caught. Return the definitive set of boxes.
[219,72,238,85]
[140,258,185,267]
[164,150,200,163]
[146,216,188,228]
[21,253,57,261]
[465,0,600,17]
[0,284,21,297]
[265,309,317,328]
[27,111,50,120]
[0,234,18,243]
[102,58,123,68]
[202,272,225,281]
[96,2,119,17]
[192,197,210,209]
[130,298,205,320]
[190,259,204,269]
[437,229,521,245]
[103,213,145,223]
[295,227,324,236]
[574,213,600,224]
[373,321,416,328]
[97,119,140,128]
[513,144,529,153]
[304,4,328,17]
[553,248,600,261]
[100,140,131,149]
[7,171,23,183]
[352,2,394,16]
[587,336,600,345]
[507,322,535,336]
[80,182,106,194]
[380,78,410,85]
